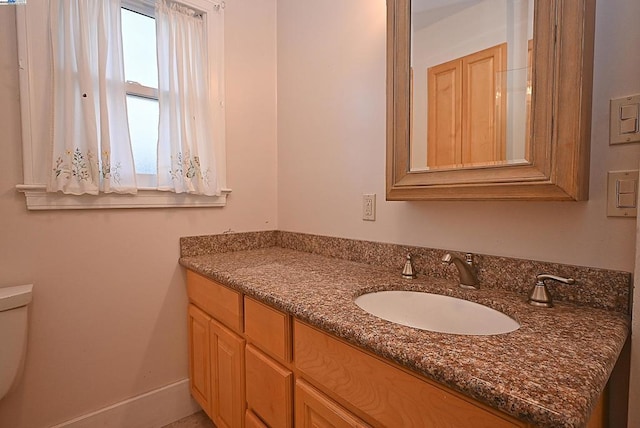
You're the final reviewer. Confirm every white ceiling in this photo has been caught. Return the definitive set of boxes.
[412,0,485,30]
[412,0,482,14]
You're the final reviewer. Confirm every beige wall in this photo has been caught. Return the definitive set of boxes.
[631,166,640,424]
[277,0,639,273]
[2,0,638,427]
[276,0,639,425]
[0,1,277,427]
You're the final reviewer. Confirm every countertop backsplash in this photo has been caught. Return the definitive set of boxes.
[180,230,632,315]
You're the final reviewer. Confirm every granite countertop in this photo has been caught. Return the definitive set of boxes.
[180,247,629,428]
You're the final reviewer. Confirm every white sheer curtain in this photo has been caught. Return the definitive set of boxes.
[156,0,221,196]
[49,0,137,195]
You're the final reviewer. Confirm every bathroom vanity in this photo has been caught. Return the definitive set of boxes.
[179,232,630,428]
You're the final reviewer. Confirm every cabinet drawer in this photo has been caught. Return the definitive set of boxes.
[294,321,526,428]
[246,344,293,428]
[244,296,291,363]
[295,379,370,428]
[186,270,243,334]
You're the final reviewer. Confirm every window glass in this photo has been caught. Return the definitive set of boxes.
[121,8,158,88]
[122,8,158,178]
[126,95,159,175]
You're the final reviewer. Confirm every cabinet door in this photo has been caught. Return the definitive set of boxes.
[427,58,462,168]
[462,43,506,165]
[246,344,293,428]
[295,380,369,428]
[245,409,268,428]
[188,304,212,417]
[210,318,245,428]
[427,43,506,168]
[294,321,526,428]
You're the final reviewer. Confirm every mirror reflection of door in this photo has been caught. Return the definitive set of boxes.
[427,43,506,168]
[525,38,533,158]
[410,0,534,171]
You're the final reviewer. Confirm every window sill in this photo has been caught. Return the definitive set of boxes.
[16,184,231,210]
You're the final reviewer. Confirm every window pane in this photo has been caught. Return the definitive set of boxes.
[127,95,158,175]
[121,8,158,88]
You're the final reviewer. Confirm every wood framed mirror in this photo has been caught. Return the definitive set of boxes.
[386,0,595,200]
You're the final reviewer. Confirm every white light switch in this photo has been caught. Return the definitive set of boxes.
[607,170,639,217]
[617,178,636,194]
[620,104,638,120]
[618,193,636,208]
[620,118,638,134]
[617,179,637,208]
[610,95,640,145]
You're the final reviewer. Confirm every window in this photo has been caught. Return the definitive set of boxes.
[122,6,160,184]
[15,0,229,210]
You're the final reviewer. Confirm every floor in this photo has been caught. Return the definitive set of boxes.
[161,411,215,428]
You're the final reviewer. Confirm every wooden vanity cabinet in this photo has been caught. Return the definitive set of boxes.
[244,297,294,428]
[186,270,607,428]
[187,304,212,418]
[246,409,269,428]
[210,319,245,428]
[187,271,245,428]
[244,297,292,362]
[293,320,527,428]
[187,306,246,428]
[245,344,293,427]
[295,380,369,428]
[186,270,243,333]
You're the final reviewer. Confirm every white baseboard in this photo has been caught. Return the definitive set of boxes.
[49,379,202,428]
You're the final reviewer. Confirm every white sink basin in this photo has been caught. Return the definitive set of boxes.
[355,291,520,335]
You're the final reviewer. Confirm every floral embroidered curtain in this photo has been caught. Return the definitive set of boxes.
[49,0,137,194]
[156,0,220,196]
[48,0,222,196]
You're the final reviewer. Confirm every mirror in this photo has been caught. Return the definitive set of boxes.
[410,0,533,171]
[387,0,595,200]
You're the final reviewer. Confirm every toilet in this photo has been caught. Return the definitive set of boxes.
[0,284,33,401]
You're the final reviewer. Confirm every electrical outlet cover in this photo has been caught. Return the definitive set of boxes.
[362,194,376,221]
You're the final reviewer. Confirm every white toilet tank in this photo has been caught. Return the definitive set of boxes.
[0,284,33,401]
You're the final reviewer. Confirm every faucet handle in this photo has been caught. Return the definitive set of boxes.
[528,274,575,308]
[536,274,575,285]
[464,253,474,266]
[402,253,417,279]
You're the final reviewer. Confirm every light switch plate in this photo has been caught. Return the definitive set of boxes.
[610,95,640,145]
[607,170,638,217]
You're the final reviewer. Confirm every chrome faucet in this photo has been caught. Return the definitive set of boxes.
[528,274,575,308]
[442,253,478,289]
